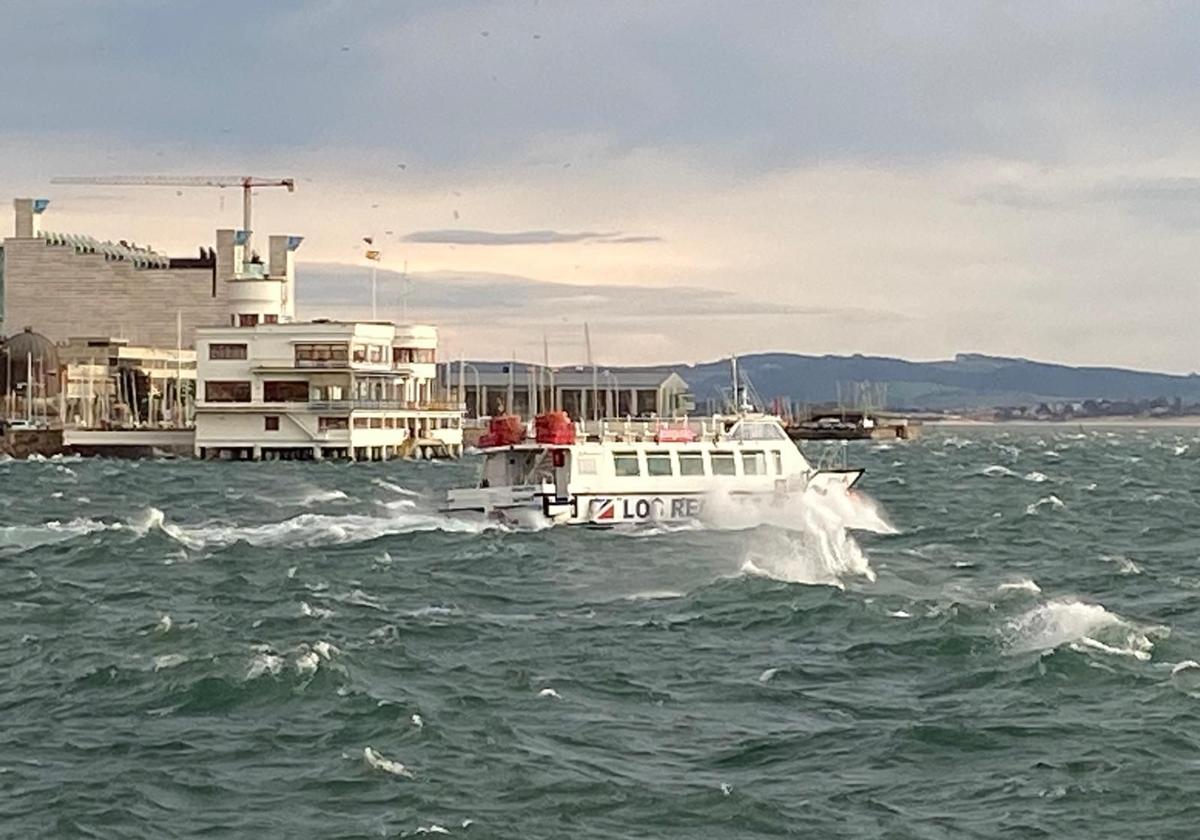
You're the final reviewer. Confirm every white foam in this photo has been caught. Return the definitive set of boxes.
[287,566,298,579]
[300,601,335,619]
[1101,555,1142,575]
[1174,445,1189,456]
[147,507,493,550]
[720,782,733,796]
[0,518,116,551]
[152,653,188,671]
[703,485,891,587]
[295,649,320,675]
[1171,660,1200,698]
[415,827,450,835]
[372,478,421,497]
[1007,599,1154,661]
[758,667,779,683]
[246,652,284,679]
[1025,495,1065,516]
[998,579,1042,595]
[340,589,386,611]
[411,713,424,729]
[538,687,562,700]
[313,640,340,660]
[155,614,173,634]
[298,488,349,505]
[887,609,912,618]
[1023,471,1049,483]
[363,746,413,778]
[623,590,685,601]
[982,465,1018,478]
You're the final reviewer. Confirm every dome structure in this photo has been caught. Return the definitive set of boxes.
[2,327,61,396]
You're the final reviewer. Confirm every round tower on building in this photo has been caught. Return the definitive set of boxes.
[217,230,302,327]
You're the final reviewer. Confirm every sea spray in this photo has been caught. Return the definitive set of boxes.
[1006,598,1155,660]
[700,484,894,586]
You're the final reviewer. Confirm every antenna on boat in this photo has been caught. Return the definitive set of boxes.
[730,354,740,415]
[584,322,598,422]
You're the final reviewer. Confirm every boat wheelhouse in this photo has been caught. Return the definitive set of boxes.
[445,411,862,526]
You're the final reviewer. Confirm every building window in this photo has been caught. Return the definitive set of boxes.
[295,343,349,367]
[238,314,259,327]
[710,452,737,476]
[369,417,383,429]
[613,452,641,477]
[368,345,384,363]
[577,455,598,476]
[318,416,349,431]
[208,343,247,360]
[263,314,278,324]
[645,453,674,477]
[353,417,369,429]
[393,347,436,364]
[772,451,783,475]
[352,345,368,363]
[264,416,280,431]
[741,451,766,476]
[205,381,251,402]
[263,381,310,402]
[678,452,706,476]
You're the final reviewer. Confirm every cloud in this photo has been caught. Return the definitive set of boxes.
[296,262,893,321]
[400,229,660,245]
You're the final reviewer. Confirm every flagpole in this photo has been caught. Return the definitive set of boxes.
[371,262,378,321]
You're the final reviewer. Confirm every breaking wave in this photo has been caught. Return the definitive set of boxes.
[705,487,895,587]
[0,518,118,552]
[1006,598,1156,661]
[4,503,501,552]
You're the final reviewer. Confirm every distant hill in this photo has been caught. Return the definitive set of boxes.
[667,353,1200,410]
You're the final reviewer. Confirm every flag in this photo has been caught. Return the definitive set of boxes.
[362,236,374,245]
[365,249,381,261]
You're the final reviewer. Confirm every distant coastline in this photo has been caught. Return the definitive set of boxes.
[927,416,1200,428]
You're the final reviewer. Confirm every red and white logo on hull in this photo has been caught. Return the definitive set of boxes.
[592,499,615,521]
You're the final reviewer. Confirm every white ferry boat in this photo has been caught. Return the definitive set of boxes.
[444,410,863,526]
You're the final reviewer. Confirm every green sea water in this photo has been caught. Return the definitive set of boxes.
[2,427,1199,838]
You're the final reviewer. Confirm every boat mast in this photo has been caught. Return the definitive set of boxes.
[585,322,597,422]
[730,354,739,415]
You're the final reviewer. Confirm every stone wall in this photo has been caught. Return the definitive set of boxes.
[0,428,64,458]
[2,238,230,347]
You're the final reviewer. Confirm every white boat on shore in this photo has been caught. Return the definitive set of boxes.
[444,410,863,527]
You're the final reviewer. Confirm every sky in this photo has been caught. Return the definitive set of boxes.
[2,1,1198,371]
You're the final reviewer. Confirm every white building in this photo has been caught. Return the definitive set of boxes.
[193,234,464,460]
[194,321,464,460]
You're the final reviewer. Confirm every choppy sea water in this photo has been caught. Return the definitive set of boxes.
[3,427,1200,838]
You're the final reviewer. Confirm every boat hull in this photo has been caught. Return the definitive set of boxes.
[445,469,863,527]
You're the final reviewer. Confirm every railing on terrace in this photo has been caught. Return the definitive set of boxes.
[301,400,466,412]
[197,399,465,412]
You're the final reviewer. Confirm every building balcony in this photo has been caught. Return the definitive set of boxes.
[197,399,466,413]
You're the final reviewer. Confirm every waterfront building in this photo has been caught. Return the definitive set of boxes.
[447,361,692,421]
[0,197,296,348]
[58,337,196,429]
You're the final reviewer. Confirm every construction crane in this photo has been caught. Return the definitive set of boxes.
[50,175,295,253]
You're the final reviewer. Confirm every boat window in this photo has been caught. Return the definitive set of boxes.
[577,455,599,476]
[731,421,789,441]
[742,451,766,476]
[613,452,641,477]
[711,452,737,476]
[678,452,706,476]
[772,451,783,475]
[645,453,674,477]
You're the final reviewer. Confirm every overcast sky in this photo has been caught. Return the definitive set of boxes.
[2,1,1198,370]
